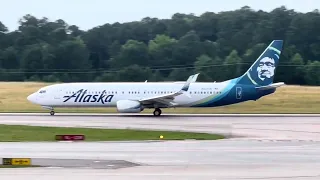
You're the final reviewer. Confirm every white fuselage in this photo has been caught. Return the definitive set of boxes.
[27,81,232,108]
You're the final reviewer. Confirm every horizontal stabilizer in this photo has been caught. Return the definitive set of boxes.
[255,82,285,90]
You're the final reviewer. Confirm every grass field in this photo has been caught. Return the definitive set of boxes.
[0,124,225,142]
[0,82,319,113]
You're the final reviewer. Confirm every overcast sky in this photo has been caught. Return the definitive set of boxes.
[1,0,319,31]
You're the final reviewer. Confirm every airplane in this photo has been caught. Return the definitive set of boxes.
[27,40,285,116]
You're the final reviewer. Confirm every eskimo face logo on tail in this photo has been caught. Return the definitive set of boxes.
[257,56,276,81]
[63,89,114,104]
[247,47,281,86]
[251,52,279,86]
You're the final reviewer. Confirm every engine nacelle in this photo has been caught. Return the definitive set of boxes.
[116,100,143,113]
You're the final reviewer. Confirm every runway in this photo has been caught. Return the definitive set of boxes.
[1,140,320,179]
[0,113,319,139]
[0,113,320,179]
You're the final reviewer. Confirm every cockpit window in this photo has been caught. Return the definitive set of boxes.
[39,90,46,94]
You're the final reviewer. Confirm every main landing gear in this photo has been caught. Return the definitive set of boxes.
[153,108,162,116]
[50,110,55,116]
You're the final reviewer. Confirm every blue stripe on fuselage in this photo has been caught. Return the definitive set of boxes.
[191,78,276,108]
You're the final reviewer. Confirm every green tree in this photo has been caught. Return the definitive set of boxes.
[288,53,305,84]
[304,61,320,85]
[0,7,318,84]
[1,47,19,69]
[0,21,8,32]
[148,34,177,68]
[111,40,149,68]
[223,50,242,79]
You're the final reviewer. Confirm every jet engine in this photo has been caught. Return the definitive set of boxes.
[116,100,144,113]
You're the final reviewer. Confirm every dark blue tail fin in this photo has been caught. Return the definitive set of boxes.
[237,40,283,86]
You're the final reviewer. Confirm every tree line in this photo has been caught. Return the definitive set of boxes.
[0,6,319,85]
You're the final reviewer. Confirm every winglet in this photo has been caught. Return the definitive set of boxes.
[181,73,199,92]
[179,73,199,98]
[190,73,199,83]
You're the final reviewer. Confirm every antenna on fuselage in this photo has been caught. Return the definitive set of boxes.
[145,80,148,83]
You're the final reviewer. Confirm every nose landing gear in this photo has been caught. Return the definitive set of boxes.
[41,106,55,116]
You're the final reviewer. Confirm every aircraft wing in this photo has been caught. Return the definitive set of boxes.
[139,73,199,107]
[255,82,285,90]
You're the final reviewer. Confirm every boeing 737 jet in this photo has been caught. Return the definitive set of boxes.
[27,40,285,116]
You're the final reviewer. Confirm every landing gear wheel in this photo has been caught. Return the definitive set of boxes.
[50,111,55,116]
[153,108,162,116]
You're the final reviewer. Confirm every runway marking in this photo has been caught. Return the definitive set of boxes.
[236,127,320,134]
[45,167,63,169]
[232,175,320,179]
[233,138,320,142]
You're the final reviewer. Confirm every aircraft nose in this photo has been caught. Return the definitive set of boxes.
[27,93,37,104]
